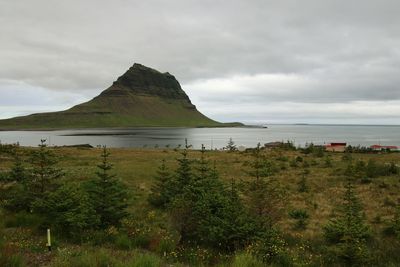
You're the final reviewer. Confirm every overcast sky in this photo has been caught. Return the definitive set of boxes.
[1,0,400,124]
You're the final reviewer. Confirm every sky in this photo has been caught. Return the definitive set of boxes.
[1,0,400,124]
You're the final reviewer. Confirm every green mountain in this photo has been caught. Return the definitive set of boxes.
[0,63,241,129]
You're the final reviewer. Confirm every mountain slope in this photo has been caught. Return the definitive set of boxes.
[0,64,239,129]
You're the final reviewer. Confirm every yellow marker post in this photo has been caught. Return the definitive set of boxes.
[46,228,51,251]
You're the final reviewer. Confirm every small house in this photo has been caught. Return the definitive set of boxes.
[370,145,398,152]
[325,142,346,152]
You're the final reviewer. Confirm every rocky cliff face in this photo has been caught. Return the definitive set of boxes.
[101,63,191,102]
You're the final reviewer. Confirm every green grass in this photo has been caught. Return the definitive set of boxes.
[1,146,400,266]
[0,94,241,129]
[49,248,163,267]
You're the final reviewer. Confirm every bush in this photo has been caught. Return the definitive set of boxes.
[156,235,177,255]
[34,182,99,239]
[297,174,309,193]
[289,209,309,230]
[323,179,370,265]
[250,229,286,264]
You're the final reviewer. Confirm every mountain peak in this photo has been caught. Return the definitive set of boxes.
[108,63,189,100]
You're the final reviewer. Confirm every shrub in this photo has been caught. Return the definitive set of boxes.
[34,182,99,239]
[250,229,286,264]
[325,156,333,167]
[360,177,372,184]
[385,205,400,239]
[156,235,176,255]
[289,209,309,230]
[323,178,370,265]
[297,173,309,193]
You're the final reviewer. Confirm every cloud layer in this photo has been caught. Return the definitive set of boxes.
[1,0,400,123]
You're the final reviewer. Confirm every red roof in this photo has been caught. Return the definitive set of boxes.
[326,142,346,147]
[371,145,398,149]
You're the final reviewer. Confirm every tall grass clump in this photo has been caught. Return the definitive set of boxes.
[230,252,264,267]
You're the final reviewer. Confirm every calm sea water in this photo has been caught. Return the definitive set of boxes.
[0,125,399,149]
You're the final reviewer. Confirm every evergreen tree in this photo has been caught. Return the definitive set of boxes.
[86,146,129,228]
[323,177,370,265]
[30,139,63,199]
[221,178,259,251]
[325,155,333,167]
[226,137,237,152]
[148,159,173,208]
[37,182,99,239]
[297,171,309,193]
[170,143,206,243]
[243,143,283,227]
[5,141,63,212]
[170,145,257,251]
[5,152,32,211]
[9,151,27,183]
[174,139,193,194]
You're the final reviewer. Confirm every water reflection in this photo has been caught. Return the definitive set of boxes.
[0,125,399,149]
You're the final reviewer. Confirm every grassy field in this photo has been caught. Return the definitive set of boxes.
[1,145,400,266]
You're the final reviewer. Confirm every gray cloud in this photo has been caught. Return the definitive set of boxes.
[1,0,400,123]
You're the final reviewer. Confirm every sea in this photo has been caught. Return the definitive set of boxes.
[0,125,399,149]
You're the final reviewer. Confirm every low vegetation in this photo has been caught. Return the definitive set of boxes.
[1,140,400,266]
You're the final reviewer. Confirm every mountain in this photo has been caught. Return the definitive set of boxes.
[0,63,241,129]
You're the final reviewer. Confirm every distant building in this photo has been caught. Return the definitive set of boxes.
[370,145,398,152]
[325,142,346,152]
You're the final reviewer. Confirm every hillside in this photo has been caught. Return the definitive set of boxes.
[0,64,241,129]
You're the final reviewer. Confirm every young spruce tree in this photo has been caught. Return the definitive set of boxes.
[30,140,63,196]
[323,177,370,265]
[226,137,237,152]
[86,146,129,228]
[244,143,283,227]
[148,159,173,208]
[174,139,193,194]
[6,150,32,211]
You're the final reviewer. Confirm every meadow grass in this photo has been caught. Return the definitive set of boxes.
[1,146,400,266]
